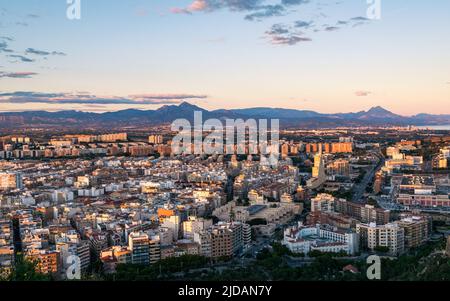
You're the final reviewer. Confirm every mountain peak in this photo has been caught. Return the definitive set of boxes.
[178,101,199,109]
[367,106,391,114]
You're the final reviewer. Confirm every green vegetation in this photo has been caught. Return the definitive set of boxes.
[308,250,348,258]
[186,239,448,281]
[4,253,52,281]
[106,255,210,281]
[100,238,448,281]
[374,246,390,253]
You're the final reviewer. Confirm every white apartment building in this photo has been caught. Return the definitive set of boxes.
[356,222,405,255]
[283,223,359,255]
[311,193,336,213]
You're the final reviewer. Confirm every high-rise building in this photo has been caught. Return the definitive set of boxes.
[307,150,327,189]
[149,235,161,264]
[128,232,150,265]
[210,222,250,259]
[327,159,350,177]
[194,231,212,258]
[312,152,325,178]
[183,216,213,239]
[281,143,290,157]
[162,215,181,242]
[210,225,232,259]
[396,216,430,249]
[311,194,336,213]
[331,142,353,153]
[356,223,405,256]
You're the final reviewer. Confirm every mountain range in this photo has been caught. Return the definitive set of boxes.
[0,102,449,129]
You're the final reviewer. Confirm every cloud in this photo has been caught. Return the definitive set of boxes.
[171,0,371,47]
[25,48,67,56]
[0,41,13,53]
[170,7,193,14]
[265,24,311,46]
[294,20,313,28]
[260,10,374,46]
[355,90,372,97]
[0,92,208,105]
[0,72,38,79]
[270,35,311,45]
[350,16,370,22]
[324,26,339,32]
[282,0,309,6]
[266,23,290,35]
[172,0,308,18]
[128,94,208,101]
[188,0,210,12]
[245,5,286,21]
[175,0,258,13]
[0,36,14,42]
[7,54,35,62]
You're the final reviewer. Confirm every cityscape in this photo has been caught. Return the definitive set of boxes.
[0,0,450,295]
[1,119,450,282]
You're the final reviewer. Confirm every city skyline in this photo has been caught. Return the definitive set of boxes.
[0,0,449,115]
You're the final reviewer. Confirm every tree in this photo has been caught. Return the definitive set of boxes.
[8,253,51,281]
[374,246,390,253]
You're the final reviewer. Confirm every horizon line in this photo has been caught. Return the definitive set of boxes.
[0,103,449,117]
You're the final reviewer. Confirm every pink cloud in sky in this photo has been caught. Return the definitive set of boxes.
[355,90,372,97]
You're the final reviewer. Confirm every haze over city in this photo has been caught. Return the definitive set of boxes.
[0,0,449,115]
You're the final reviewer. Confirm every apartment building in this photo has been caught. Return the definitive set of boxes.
[397,216,430,249]
[26,249,60,275]
[0,172,23,191]
[149,235,161,264]
[210,222,251,259]
[283,223,359,255]
[193,231,212,258]
[396,175,450,207]
[356,222,405,256]
[335,198,390,225]
[311,194,337,213]
[128,232,150,265]
[327,159,350,177]
[182,216,213,239]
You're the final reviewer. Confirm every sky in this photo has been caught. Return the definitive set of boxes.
[0,0,449,115]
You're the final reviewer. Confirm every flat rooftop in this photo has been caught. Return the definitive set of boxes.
[401,175,434,186]
[247,205,267,215]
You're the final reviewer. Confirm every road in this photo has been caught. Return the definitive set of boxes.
[284,254,369,268]
[352,150,385,203]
